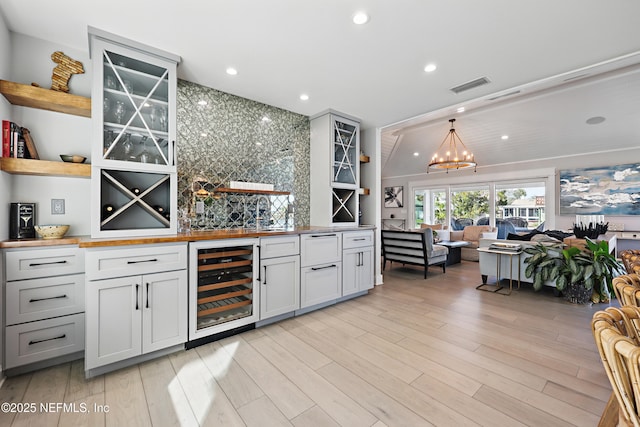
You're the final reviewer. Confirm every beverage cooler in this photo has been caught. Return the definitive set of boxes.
[188,239,259,344]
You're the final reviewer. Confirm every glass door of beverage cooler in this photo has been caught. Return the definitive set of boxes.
[96,44,175,170]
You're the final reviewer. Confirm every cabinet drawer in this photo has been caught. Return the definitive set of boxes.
[621,232,640,239]
[260,236,300,259]
[5,247,84,281]
[343,230,374,249]
[5,313,85,369]
[6,274,85,326]
[300,262,341,308]
[86,243,187,280]
[301,233,342,267]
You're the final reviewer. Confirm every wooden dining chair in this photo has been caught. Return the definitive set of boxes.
[613,274,640,306]
[593,306,640,427]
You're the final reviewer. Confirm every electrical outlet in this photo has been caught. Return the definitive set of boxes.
[51,199,65,214]
[195,201,204,214]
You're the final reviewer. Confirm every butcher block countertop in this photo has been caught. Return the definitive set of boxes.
[0,225,376,249]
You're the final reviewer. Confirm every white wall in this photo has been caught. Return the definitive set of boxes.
[0,6,10,378]
[8,33,92,235]
[382,147,640,232]
[0,9,12,241]
[360,127,382,284]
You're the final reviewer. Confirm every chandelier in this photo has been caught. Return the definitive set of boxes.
[427,118,477,172]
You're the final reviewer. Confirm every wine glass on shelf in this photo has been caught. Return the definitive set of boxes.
[103,97,112,122]
[137,136,150,163]
[114,101,126,124]
[158,107,167,132]
[149,105,158,130]
[122,133,133,161]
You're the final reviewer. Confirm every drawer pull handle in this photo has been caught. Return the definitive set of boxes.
[311,234,336,238]
[29,260,67,267]
[353,238,367,241]
[127,258,158,264]
[311,264,337,271]
[29,294,67,303]
[29,334,66,345]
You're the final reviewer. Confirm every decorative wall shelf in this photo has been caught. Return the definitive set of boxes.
[0,157,91,177]
[359,154,370,163]
[0,80,91,118]
[214,187,291,196]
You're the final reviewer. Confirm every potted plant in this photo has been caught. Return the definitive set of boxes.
[523,242,608,304]
[583,238,625,303]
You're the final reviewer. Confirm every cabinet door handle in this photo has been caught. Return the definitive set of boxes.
[146,283,150,308]
[29,294,67,303]
[358,252,362,267]
[311,264,337,271]
[29,334,66,345]
[135,284,140,310]
[127,258,158,264]
[311,234,336,238]
[263,265,268,285]
[172,140,176,166]
[29,260,67,267]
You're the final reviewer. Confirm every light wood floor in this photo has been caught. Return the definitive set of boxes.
[0,261,613,427]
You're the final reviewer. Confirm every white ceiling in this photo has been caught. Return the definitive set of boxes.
[1,1,639,176]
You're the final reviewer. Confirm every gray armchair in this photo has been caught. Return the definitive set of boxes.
[381,228,449,278]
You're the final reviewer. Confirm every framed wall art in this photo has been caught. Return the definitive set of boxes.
[559,163,640,215]
[384,186,404,208]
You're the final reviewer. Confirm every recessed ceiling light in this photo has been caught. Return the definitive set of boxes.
[299,94,309,101]
[256,142,263,146]
[456,107,465,113]
[424,63,437,73]
[413,152,419,157]
[261,116,271,122]
[197,100,207,106]
[200,133,207,137]
[226,67,238,76]
[586,116,606,125]
[353,12,369,25]
[501,135,509,140]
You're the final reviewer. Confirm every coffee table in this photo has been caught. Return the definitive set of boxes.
[437,240,470,265]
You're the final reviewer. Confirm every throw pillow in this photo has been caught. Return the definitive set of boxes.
[462,225,491,242]
[531,234,560,243]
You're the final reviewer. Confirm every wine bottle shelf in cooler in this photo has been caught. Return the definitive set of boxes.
[194,244,255,330]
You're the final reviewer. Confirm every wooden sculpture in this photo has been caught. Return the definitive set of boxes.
[50,51,84,93]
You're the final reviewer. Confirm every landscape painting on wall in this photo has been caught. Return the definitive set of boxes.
[559,163,640,215]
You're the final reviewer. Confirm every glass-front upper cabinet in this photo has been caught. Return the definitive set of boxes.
[332,116,359,187]
[89,28,179,172]
[89,27,181,238]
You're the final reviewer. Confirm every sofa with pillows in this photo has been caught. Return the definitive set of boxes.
[477,229,612,288]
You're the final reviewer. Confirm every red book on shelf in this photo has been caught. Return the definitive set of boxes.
[2,120,9,157]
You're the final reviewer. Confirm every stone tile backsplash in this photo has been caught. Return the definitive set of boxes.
[176,80,310,229]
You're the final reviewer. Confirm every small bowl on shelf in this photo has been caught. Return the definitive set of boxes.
[34,224,70,239]
[60,155,87,163]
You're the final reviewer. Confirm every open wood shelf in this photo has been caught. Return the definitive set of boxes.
[0,157,90,177]
[0,80,91,118]
[214,187,290,196]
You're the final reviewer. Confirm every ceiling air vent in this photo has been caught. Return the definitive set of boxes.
[487,90,521,101]
[450,76,491,94]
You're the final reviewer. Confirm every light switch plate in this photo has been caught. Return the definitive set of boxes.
[51,199,65,214]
